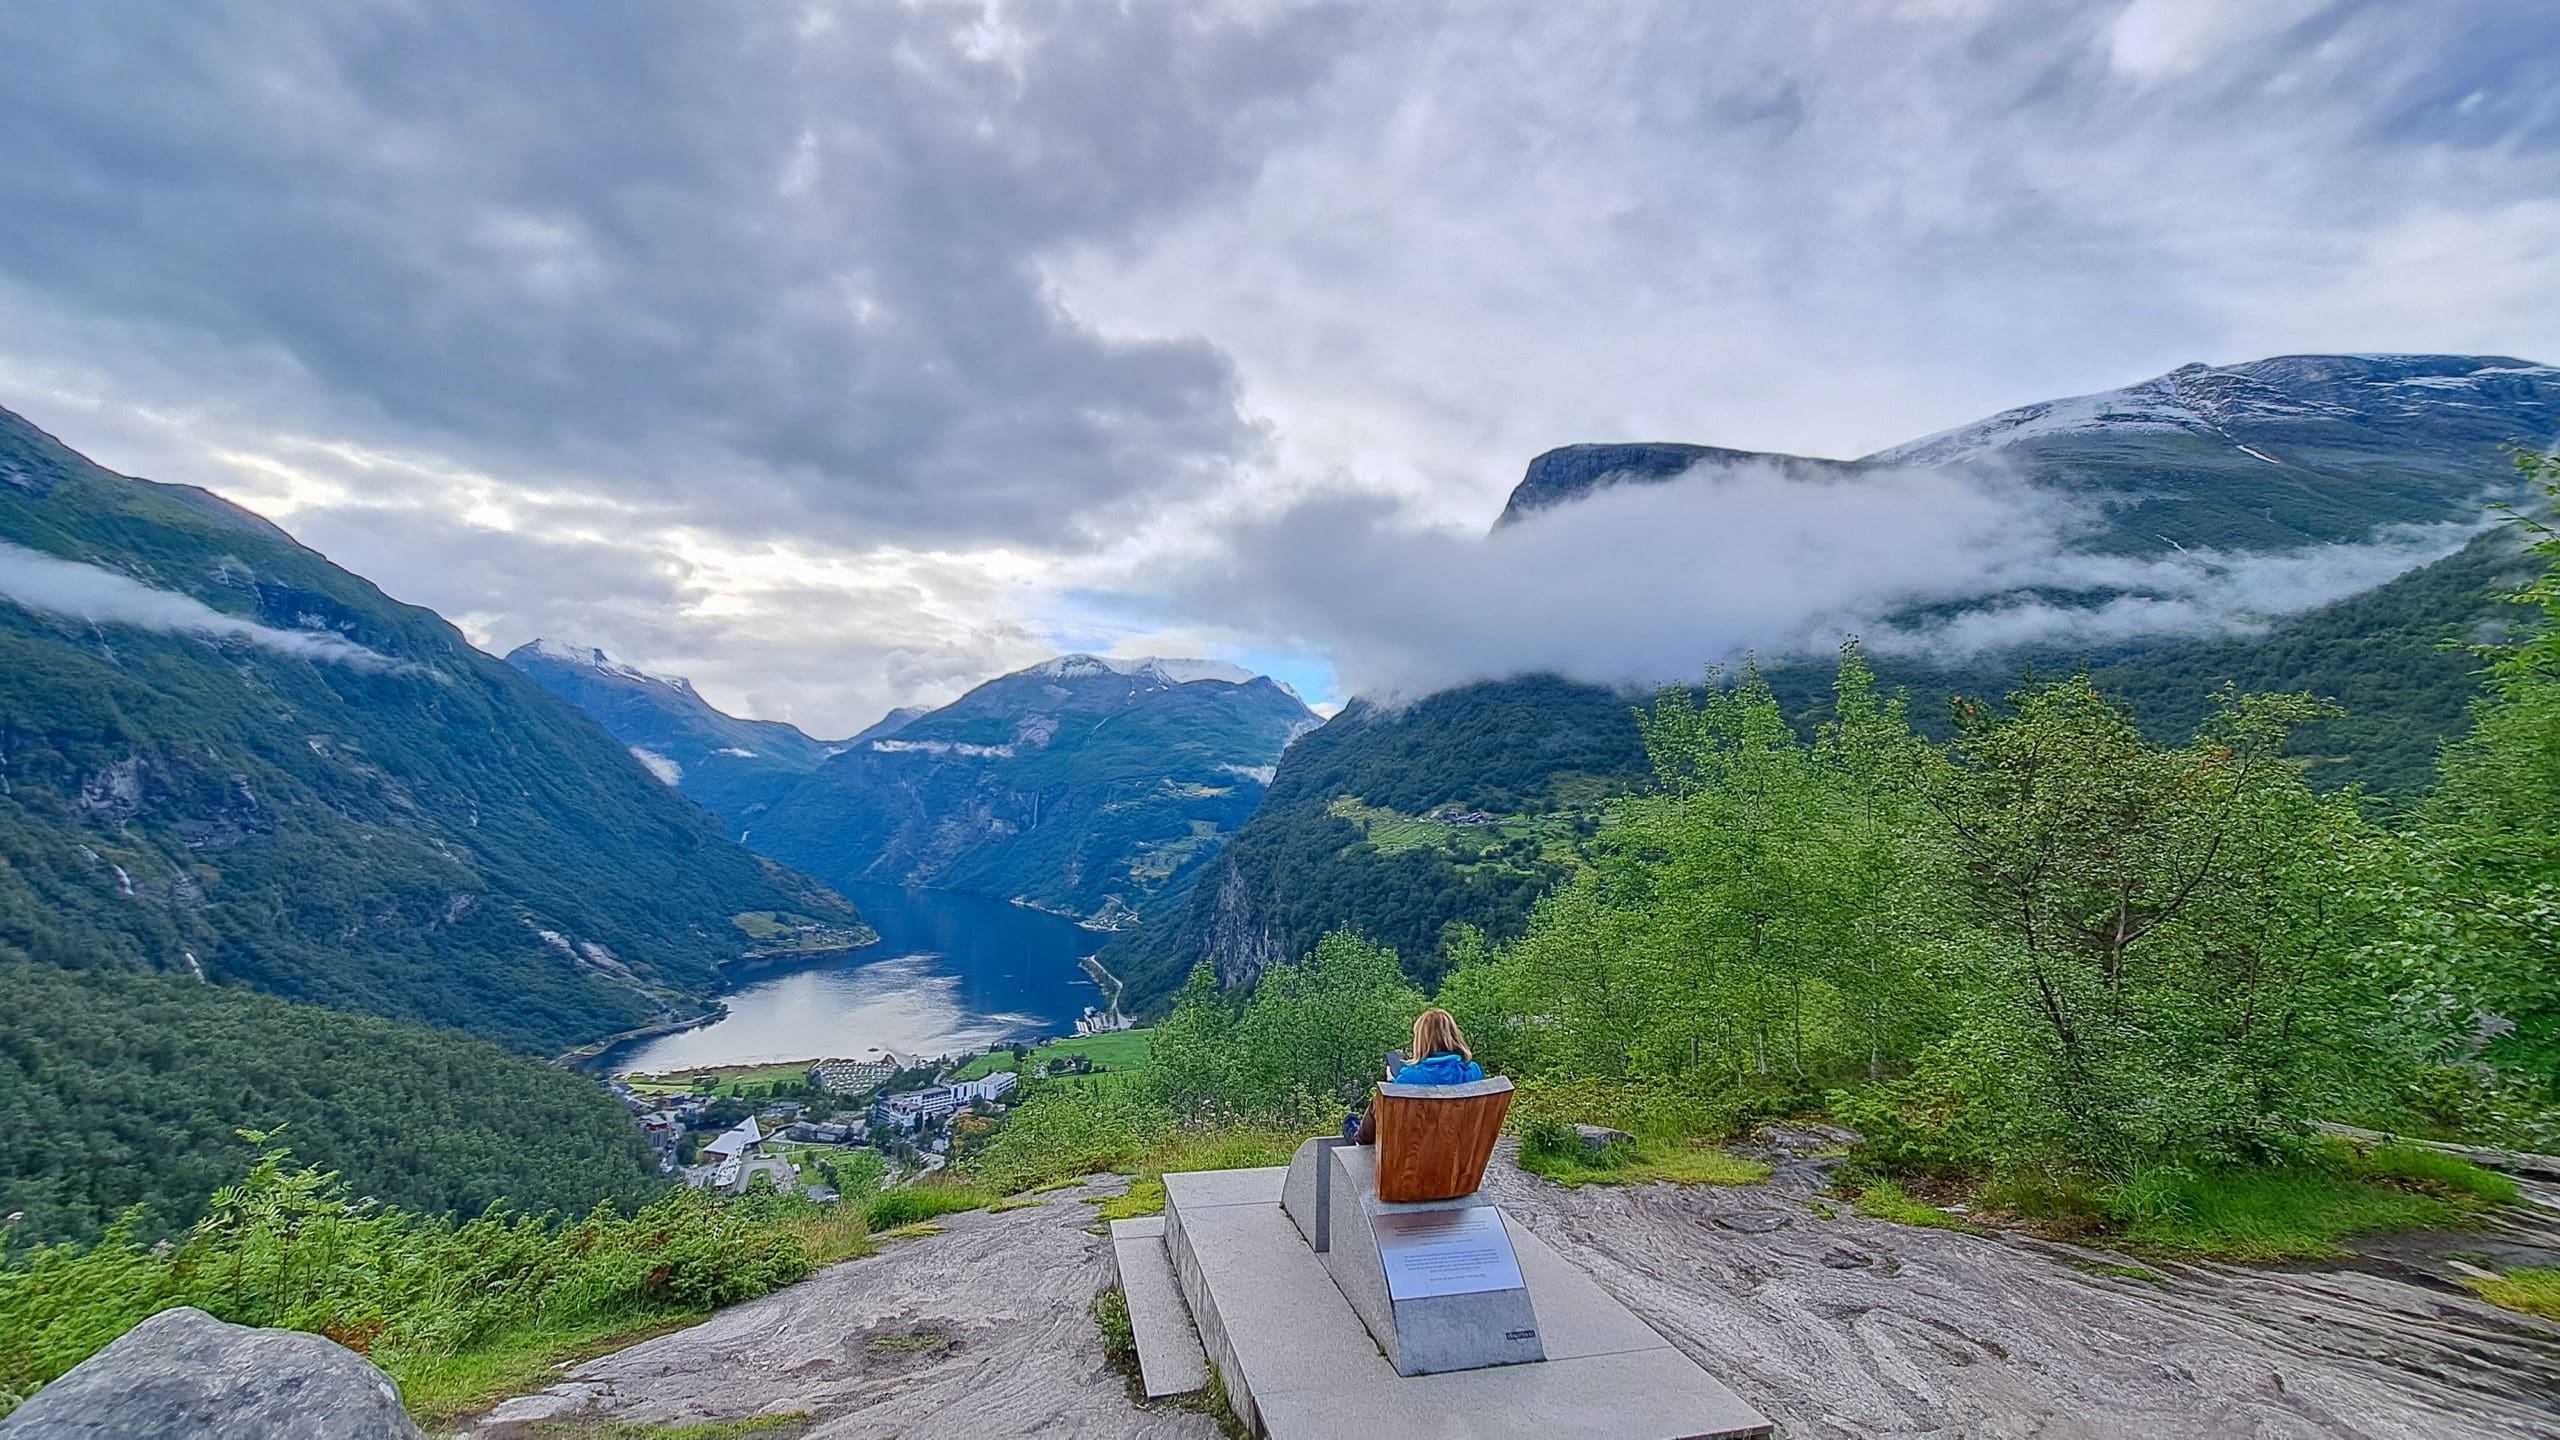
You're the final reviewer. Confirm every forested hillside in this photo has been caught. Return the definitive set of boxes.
[0,963,664,1245]
[0,406,858,1054]
[1100,674,1648,1004]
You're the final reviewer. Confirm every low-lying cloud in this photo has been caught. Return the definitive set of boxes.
[1166,463,2482,701]
[0,542,403,670]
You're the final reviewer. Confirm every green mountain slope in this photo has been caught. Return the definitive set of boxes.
[748,656,1317,926]
[1105,355,2557,1009]
[0,405,859,1055]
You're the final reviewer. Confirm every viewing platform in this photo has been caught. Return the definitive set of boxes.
[1107,1090,1771,1439]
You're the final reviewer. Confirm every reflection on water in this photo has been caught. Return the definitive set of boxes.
[606,883,1102,1073]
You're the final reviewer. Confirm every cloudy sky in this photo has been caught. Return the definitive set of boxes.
[2,0,2555,731]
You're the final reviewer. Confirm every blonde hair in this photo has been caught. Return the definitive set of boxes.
[1411,1008,1472,1063]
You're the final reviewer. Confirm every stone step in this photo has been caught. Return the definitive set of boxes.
[1108,1215,1211,1398]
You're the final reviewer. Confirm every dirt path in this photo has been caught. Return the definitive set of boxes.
[460,1175,1216,1440]
[463,1157,2560,1439]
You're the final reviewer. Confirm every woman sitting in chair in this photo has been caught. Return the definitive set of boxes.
[1347,1008,1483,1142]
[1392,1007,1484,1086]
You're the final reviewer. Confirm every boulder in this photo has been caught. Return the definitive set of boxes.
[0,1307,422,1439]
[1572,1124,1633,1155]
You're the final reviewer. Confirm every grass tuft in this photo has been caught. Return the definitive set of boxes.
[1096,1180,1166,1222]
[862,1182,987,1230]
[869,1222,946,1242]
[1851,1181,1992,1235]
[2100,1163,2487,1261]
[2461,1266,2560,1320]
[1516,1121,1769,1189]
[2341,1141,2522,1205]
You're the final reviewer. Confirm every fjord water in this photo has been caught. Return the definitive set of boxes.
[605,883,1104,1073]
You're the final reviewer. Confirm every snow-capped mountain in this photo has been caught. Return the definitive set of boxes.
[1871,354,2560,469]
[507,640,842,820]
[1499,354,2560,559]
[747,653,1320,927]
[1030,653,1261,688]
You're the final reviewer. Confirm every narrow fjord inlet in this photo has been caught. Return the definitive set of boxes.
[602,882,1107,1073]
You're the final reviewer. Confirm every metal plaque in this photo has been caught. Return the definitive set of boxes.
[1373,1207,1527,1300]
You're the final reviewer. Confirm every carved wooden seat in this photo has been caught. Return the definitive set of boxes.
[1370,1076,1514,1203]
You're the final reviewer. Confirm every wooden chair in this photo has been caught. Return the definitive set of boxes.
[1370,1076,1514,1203]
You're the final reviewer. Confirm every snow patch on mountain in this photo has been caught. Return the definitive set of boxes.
[1025,654,1256,686]
[519,638,691,692]
[1871,354,2558,468]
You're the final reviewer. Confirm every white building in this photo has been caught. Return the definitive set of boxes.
[950,1071,1019,1105]
[700,1116,764,1163]
[872,1086,964,1132]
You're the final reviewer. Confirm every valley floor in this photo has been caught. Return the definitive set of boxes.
[464,1152,2560,1440]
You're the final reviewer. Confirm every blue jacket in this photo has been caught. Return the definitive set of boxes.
[1393,1051,1484,1086]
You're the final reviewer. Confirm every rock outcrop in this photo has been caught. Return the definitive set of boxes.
[458,1151,2560,1440]
[468,1174,1215,1439]
[0,1307,423,1439]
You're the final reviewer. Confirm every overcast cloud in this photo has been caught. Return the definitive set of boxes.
[0,1,2554,729]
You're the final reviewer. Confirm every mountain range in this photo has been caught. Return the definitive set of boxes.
[519,646,1320,930]
[1102,354,2558,1008]
[504,638,925,824]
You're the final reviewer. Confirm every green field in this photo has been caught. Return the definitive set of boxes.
[729,911,873,955]
[621,1059,817,1097]
[951,1029,1154,1083]
[1325,795,1585,873]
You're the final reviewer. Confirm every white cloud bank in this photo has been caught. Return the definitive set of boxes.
[1158,462,2483,700]
[0,542,401,670]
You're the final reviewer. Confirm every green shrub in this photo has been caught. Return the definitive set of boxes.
[969,1087,1173,1197]
[1826,1078,1991,1177]
[0,1142,831,1421]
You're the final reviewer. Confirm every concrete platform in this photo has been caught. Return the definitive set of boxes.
[1108,1216,1210,1397]
[1150,1164,1772,1439]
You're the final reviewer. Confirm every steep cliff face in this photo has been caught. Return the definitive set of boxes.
[1201,859,1287,989]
